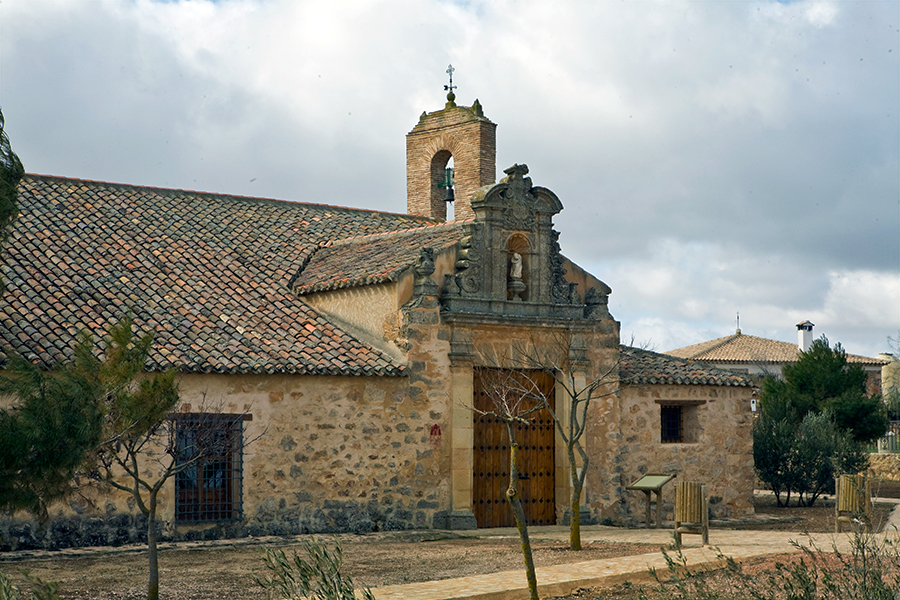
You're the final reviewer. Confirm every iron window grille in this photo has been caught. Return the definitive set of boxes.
[174,414,245,523]
[660,405,684,443]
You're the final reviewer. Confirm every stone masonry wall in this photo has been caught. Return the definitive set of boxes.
[218,373,449,537]
[0,371,451,550]
[611,384,755,525]
[868,453,900,482]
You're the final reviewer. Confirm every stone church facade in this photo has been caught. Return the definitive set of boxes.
[0,94,754,549]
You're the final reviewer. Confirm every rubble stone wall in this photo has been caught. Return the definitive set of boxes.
[613,384,755,525]
[868,453,900,482]
[0,371,452,550]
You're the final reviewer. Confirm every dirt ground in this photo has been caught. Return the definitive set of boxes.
[0,534,661,600]
[1,490,897,600]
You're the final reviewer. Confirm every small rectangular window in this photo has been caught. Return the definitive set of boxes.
[175,414,244,523]
[660,405,683,443]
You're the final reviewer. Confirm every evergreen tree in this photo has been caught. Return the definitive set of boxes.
[768,336,888,443]
[0,349,104,520]
[754,336,886,506]
[0,108,24,237]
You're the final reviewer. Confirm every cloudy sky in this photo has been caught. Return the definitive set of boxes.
[1,0,897,358]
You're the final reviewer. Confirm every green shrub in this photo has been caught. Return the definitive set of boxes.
[753,410,868,507]
[0,570,60,600]
[255,538,375,600]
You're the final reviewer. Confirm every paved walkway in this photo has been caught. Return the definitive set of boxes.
[372,500,900,600]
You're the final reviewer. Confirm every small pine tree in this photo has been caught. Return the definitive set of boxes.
[771,336,888,442]
[0,108,24,237]
[0,350,104,521]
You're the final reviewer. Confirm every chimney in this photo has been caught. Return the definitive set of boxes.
[796,320,814,352]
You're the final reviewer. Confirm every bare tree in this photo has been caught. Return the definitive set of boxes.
[505,330,627,551]
[94,407,252,600]
[474,366,548,600]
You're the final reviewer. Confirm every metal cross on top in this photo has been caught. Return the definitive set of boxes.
[444,64,457,97]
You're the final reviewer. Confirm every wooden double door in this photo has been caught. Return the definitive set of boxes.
[472,369,556,528]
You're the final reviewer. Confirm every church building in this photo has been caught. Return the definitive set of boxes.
[0,89,755,549]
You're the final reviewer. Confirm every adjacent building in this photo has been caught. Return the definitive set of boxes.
[667,321,887,395]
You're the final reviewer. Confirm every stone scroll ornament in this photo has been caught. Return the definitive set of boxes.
[549,230,571,304]
[454,223,483,295]
[501,164,538,231]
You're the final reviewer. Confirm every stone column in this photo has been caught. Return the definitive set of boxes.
[446,330,478,529]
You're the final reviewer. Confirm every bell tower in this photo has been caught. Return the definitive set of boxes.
[406,67,496,221]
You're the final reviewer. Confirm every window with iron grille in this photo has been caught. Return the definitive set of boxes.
[660,405,684,443]
[175,415,244,523]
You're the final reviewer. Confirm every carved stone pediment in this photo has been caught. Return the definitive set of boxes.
[501,164,537,230]
[441,164,593,320]
[471,163,563,231]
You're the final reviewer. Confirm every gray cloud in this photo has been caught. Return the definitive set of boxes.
[1,0,896,357]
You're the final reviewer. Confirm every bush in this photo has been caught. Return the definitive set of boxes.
[0,570,60,600]
[255,538,375,600]
[752,412,796,505]
[885,389,900,422]
[753,411,868,507]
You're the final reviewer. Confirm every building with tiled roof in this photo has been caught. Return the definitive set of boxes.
[0,92,755,549]
[3,175,429,377]
[667,322,887,394]
[615,346,756,520]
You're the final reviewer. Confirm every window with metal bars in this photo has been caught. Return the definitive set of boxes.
[174,414,244,523]
[660,405,684,443]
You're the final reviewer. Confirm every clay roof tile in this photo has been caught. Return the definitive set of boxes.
[1,174,429,376]
[619,346,753,388]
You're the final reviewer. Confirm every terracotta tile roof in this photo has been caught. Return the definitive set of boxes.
[292,221,469,294]
[0,175,434,375]
[666,331,885,366]
[619,346,753,387]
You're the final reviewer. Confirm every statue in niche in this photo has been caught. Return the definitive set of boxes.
[507,251,526,301]
[510,252,523,279]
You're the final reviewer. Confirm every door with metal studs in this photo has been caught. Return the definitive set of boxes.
[472,368,556,528]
